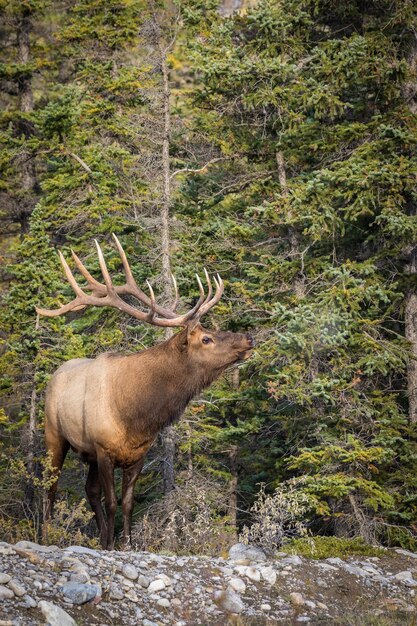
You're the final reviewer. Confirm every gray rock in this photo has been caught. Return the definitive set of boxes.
[148,579,165,593]
[157,598,171,608]
[38,600,77,626]
[0,585,14,600]
[393,571,417,586]
[109,584,124,600]
[156,573,172,586]
[60,581,99,604]
[281,555,303,567]
[228,543,267,564]
[260,566,277,585]
[245,566,261,582]
[138,575,150,588]
[0,574,11,584]
[64,545,101,557]
[122,563,138,580]
[395,549,417,559]
[8,579,26,597]
[23,595,37,609]
[290,592,305,606]
[228,577,246,593]
[214,588,245,613]
[14,541,59,553]
[143,620,159,626]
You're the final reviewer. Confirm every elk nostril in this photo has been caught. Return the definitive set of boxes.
[246,333,255,347]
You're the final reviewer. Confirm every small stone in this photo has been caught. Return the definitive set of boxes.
[109,584,124,600]
[157,598,171,608]
[245,566,261,582]
[0,575,11,585]
[122,564,138,581]
[15,540,59,553]
[156,573,172,586]
[138,575,150,588]
[171,598,182,607]
[260,566,277,585]
[228,543,267,564]
[23,595,37,609]
[290,592,305,606]
[395,549,417,559]
[64,545,101,557]
[38,600,77,626]
[228,577,246,593]
[261,603,271,611]
[8,580,26,597]
[393,570,417,585]
[143,620,159,626]
[214,588,244,614]
[60,582,99,605]
[125,589,138,602]
[0,585,14,601]
[317,602,328,610]
[148,579,166,593]
[281,555,303,567]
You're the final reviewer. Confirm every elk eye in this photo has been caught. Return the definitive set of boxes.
[202,336,213,345]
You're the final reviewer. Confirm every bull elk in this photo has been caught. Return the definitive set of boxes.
[36,235,254,549]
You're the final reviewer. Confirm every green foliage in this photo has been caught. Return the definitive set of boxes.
[1,0,417,552]
[287,536,386,559]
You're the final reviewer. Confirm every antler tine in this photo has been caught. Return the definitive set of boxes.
[35,251,90,317]
[58,251,86,298]
[71,249,103,294]
[146,280,156,321]
[193,272,224,320]
[94,239,115,294]
[112,233,134,284]
[202,268,213,306]
[171,273,179,312]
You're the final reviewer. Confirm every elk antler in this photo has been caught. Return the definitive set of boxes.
[36,234,224,328]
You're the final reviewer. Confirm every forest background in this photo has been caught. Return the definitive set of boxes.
[1,0,417,554]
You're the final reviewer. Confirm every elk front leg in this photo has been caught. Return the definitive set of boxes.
[121,458,144,549]
[85,462,107,547]
[96,446,117,550]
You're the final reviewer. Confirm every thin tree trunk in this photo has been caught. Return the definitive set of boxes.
[276,150,305,298]
[405,248,417,423]
[227,368,240,537]
[160,47,176,494]
[403,32,417,423]
[24,314,40,511]
[16,11,37,235]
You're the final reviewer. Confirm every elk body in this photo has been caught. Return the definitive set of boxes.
[37,235,254,549]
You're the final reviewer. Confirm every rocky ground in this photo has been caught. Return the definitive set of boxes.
[0,541,416,625]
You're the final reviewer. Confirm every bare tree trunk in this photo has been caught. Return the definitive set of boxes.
[160,47,176,494]
[276,150,305,298]
[24,314,40,512]
[403,32,417,423]
[227,368,240,538]
[16,11,37,235]
[405,249,417,423]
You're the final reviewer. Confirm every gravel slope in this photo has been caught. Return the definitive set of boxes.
[0,541,416,625]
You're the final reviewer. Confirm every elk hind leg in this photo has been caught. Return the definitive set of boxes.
[85,461,107,547]
[96,446,117,550]
[43,436,69,540]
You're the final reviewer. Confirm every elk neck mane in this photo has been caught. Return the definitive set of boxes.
[108,328,226,435]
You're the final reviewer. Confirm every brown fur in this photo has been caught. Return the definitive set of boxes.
[44,323,254,549]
